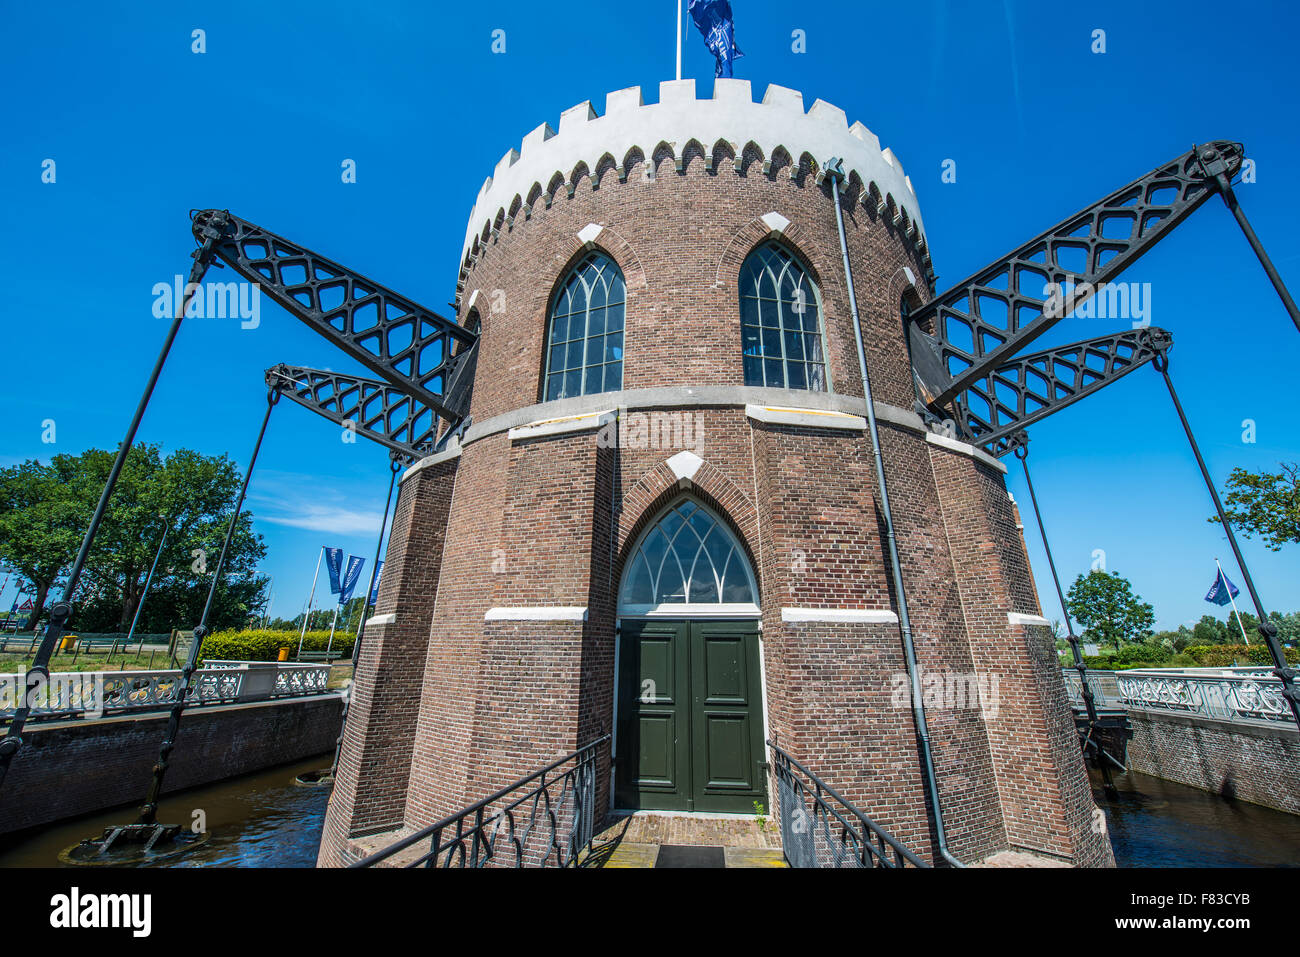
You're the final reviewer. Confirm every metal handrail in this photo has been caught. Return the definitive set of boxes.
[0,661,332,724]
[767,739,929,868]
[1115,668,1293,725]
[1061,668,1116,707]
[351,734,610,868]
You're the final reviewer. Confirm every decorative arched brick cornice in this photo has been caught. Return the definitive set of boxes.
[559,224,647,292]
[454,80,933,307]
[883,264,934,330]
[615,456,759,576]
[711,214,818,289]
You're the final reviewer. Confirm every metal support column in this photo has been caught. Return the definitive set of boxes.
[1151,349,1300,730]
[136,385,281,827]
[1209,162,1300,335]
[0,238,218,792]
[826,158,962,867]
[1013,439,1122,790]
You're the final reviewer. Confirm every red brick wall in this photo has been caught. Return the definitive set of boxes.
[401,429,612,826]
[930,448,1113,866]
[318,457,457,862]
[317,143,1112,868]
[1127,710,1300,815]
[458,154,929,422]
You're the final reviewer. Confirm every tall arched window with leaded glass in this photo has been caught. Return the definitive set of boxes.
[738,241,828,391]
[543,252,626,401]
[618,498,759,617]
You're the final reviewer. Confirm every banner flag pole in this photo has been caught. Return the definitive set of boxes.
[1217,557,1251,646]
[676,0,682,80]
[298,546,323,658]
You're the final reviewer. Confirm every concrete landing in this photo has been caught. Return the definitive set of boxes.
[583,812,787,868]
[974,850,1071,868]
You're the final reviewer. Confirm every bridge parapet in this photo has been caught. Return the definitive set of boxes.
[1114,667,1293,727]
[0,661,332,724]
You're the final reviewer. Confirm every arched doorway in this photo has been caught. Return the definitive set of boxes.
[614,497,767,813]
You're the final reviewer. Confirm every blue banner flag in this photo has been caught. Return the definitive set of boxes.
[369,560,384,605]
[1204,568,1240,607]
[340,555,366,604]
[688,0,743,78]
[324,547,344,596]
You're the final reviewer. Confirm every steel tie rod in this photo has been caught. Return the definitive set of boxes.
[0,238,219,792]
[1151,348,1300,730]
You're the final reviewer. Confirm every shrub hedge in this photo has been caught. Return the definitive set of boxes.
[1182,643,1299,667]
[1078,642,1298,670]
[198,629,355,663]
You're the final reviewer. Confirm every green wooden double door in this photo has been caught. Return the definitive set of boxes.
[615,619,767,813]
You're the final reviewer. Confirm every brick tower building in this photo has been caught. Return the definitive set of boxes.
[318,79,1113,867]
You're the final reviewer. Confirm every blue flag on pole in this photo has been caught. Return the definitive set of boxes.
[369,560,384,605]
[688,0,743,78]
[340,555,366,604]
[1204,568,1240,606]
[324,547,344,596]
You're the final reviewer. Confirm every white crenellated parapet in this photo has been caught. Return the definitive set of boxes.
[460,79,927,268]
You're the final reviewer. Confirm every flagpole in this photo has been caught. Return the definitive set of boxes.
[676,0,682,80]
[326,603,339,657]
[263,576,274,629]
[1217,557,1251,645]
[127,516,170,656]
[298,546,323,658]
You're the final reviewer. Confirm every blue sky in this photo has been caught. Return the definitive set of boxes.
[2,1,1297,630]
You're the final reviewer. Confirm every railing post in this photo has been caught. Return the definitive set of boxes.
[469,806,485,868]
[427,826,442,868]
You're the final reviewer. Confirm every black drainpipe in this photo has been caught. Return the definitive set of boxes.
[825,158,963,868]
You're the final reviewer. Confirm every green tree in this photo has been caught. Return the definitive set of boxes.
[269,608,337,634]
[1065,570,1155,649]
[1151,625,1192,653]
[0,445,268,635]
[1192,614,1229,646]
[1271,611,1300,646]
[1211,462,1300,551]
[78,444,267,632]
[0,458,98,627]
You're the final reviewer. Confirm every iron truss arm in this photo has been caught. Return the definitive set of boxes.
[266,364,437,462]
[908,141,1242,410]
[955,327,1172,458]
[193,209,479,421]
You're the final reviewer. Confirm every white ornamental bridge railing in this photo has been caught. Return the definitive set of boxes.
[1063,666,1293,727]
[0,660,332,723]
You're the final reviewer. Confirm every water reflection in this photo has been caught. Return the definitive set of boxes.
[4,758,1298,868]
[0,755,332,868]
[1096,769,1300,867]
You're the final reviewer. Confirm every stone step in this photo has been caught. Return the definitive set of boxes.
[595,841,788,868]
[585,812,787,868]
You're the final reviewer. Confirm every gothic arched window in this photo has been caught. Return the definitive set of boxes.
[544,252,626,401]
[619,498,759,616]
[739,241,827,391]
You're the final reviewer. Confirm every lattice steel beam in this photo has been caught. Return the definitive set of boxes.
[956,327,1172,458]
[909,142,1242,409]
[266,364,437,461]
[194,209,478,421]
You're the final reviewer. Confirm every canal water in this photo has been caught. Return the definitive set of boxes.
[0,754,333,868]
[2,758,1297,866]
[1096,769,1300,867]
